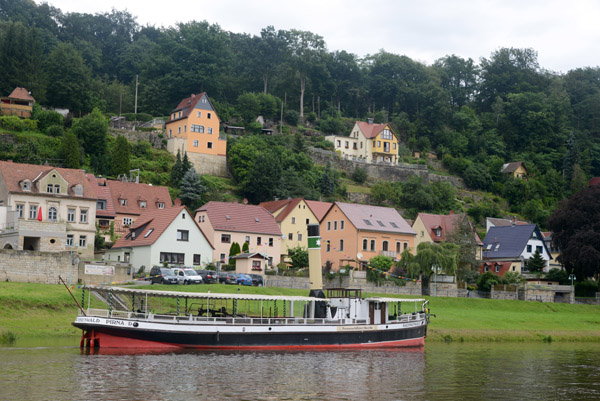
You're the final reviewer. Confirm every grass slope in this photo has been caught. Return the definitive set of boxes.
[1,283,599,343]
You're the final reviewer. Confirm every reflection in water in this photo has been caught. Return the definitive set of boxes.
[1,343,599,400]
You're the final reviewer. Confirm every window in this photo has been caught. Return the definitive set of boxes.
[197,111,201,118]
[160,252,185,264]
[200,125,205,133]
[207,112,212,119]
[97,200,106,210]
[333,221,337,230]
[169,129,172,137]
[404,242,408,251]
[382,241,389,251]
[363,239,368,250]
[339,239,344,251]
[47,184,53,193]
[48,207,57,221]
[184,125,187,132]
[221,234,231,243]
[120,199,127,206]
[363,219,373,226]
[340,220,344,230]
[66,235,74,247]
[178,127,181,134]
[252,260,262,270]
[54,184,60,193]
[139,201,146,208]
[377,221,385,227]
[298,234,302,241]
[67,208,75,222]
[220,253,226,262]
[396,242,401,253]
[381,129,393,140]
[79,235,87,247]
[434,228,442,237]
[245,236,250,243]
[193,140,199,147]
[29,205,37,220]
[16,204,24,218]
[207,142,213,149]
[390,222,399,228]
[177,230,189,241]
[370,240,376,252]
[345,141,349,149]
[80,209,88,223]
[536,246,543,253]
[373,140,376,147]
[144,228,154,238]
[326,240,331,252]
[288,233,293,240]
[123,217,133,226]
[393,143,397,149]
[207,127,213,134]
[269,237,274,247]
[257,237,262,245]
[22,181,31,191]
[337,140,341,147]
[157,202,165,209]
[191,124,202,132]
[193,254,201,265]
[527,244,532,253]
[292,217,296,224]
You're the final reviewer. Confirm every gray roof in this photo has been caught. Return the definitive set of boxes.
[335,202,415,235]
[482,224,548,259]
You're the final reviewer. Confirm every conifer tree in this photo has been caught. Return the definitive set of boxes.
[111,135,131,176]
[179,169,205,210]
[170,149,184,187]
[60,131,81,169]
[527,248,546,274]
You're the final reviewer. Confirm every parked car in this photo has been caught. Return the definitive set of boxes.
[249,274,264,287]
[149,266,179,285]
[218,271,237,284]
[172,268,203,285]
[195,270,217,284]
[236,274,253,286]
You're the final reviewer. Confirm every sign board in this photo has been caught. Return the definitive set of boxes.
[85,264,115,276]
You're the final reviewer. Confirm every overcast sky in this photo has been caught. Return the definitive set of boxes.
[44,0,600,73]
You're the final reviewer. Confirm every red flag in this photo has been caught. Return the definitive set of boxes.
[37,206,42,221]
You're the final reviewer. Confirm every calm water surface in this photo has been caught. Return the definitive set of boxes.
[1,339,599,400]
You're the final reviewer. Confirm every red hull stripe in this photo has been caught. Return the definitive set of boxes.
[86,331,425,350]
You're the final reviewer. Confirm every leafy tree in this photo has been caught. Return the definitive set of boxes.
[477,271,501,292]
[369,255,394,272]
[179,169,206,211]
[70,108,108,174]
[406,242,458,281]
[60,131,81,169]
[288,246,309,269]
[545,268,569,285]
[446,216,480,281]
[501,271,524,284]
[110,135,131,176]
[36,110,64,133]
[463,162,492,190]
[547,185,600,280]
[351,167,368,184]
[527,248,546,274]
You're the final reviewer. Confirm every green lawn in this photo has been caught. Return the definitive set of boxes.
[1,282,599,343]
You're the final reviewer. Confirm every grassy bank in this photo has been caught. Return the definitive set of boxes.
[1,282,599,344]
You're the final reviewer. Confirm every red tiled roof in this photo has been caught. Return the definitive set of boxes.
[166,92,220,124]
[417,212,464,242]
[0,160,94,198]
[85,174,115,218]
[112,206,213,249]
[479,261,513,277]
[196,201,281,235]
[355,121,397,140]
[333,202,415,234]
[106,180,172,216]
[305,200,333,222]
[7,87,35,102]
[260,198,303,223]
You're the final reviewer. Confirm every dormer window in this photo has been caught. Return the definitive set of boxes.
[434,228,442,237]
[22,180,31,191]
[120,199,127,206]
[74,184,83,196]
[157,202,164,209]
[139,201,146,208]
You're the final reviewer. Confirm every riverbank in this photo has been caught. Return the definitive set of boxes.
[1,282,599,344]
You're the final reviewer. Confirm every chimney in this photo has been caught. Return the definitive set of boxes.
[367,118,374,124]
[449,210,454,215]
[512,216,517,226]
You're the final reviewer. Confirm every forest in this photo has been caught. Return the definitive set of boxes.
[2,0,600,231]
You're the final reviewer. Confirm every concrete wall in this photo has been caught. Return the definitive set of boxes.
[0,249,73,283]
[167,138,228,177]
[78,260,132,285]
[309,147,464,188]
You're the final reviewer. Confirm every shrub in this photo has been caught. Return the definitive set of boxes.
[46,125,64,137]
[37,110,63,132]
[0,115,24,131]
[285,110,300,126]
[476,271,500,292]
[23,119,38,131]
[351,167,368,184]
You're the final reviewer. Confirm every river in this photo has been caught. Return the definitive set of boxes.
[1,339,599,400]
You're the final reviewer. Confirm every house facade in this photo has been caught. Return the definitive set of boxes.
[195,201,282,266]
[413,212,483,260]
[0,87,35,118]
[481,224,552,276]
[231,252,267,275]
[325,120,400,164]
[105,206,213,272]
[501,162,528,179]
[166,92,227,176]
[320,202,416,270]
[259,198,331,260]
[0,161,96,258]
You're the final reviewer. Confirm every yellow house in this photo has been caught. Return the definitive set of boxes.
[259,198,331,262]
[501,162,528,179]
[325,119,400,164]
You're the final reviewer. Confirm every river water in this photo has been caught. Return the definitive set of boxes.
[1,339,599,401]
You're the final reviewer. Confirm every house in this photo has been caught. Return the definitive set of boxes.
[320,202,416,270]
[85,174,116,241]
[0,161,96,258]
[305,200,334,222]
[325,119,400,164]
[541,232,562,270]
[105,179,172,235]
[195,201,282,267]
[259,198,332,261]
[165,92,227,176]
[230,252,267,275]
[501,162,528,179]
[104,206,213,272]
[480,224,552,276]
[0,87,35,118]
[412,212,483,259]
[485,217,529,233]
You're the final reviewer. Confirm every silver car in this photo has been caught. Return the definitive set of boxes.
[172,268,203,285]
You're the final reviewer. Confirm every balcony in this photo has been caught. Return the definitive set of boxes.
[380,250,398,258]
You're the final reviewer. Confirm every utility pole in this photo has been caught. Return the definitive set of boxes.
[119,92,122,117]
[134,75,139,116]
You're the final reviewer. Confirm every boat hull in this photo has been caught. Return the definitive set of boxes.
[74,319,427,350]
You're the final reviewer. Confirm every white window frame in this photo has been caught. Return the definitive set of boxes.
[67,208,75,223]
[80,209,88,223]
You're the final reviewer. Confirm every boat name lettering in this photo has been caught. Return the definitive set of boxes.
[105,319,125,326]
[80,317,101,323]
[338,325,376,331]
[403,322,421,327]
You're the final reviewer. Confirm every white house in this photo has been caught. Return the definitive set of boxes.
[105,206,214,273]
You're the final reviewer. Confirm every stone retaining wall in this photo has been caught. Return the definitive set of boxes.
[265,275,422,295]
[0,249,73,284]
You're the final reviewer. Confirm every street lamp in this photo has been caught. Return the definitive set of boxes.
[569,274,576,304]
[431,265,441,297]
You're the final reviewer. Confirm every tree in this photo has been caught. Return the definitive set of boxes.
[229,242,241,257]
[242,241,249,253]
[110,135,131,176]
[406,242,459,280]
[170,150,184,187]
[60,131,81,169]
[369,255,394,271]
[527,248,546,274]
[319,161,335,197]
[446,216,480,281]
[351,167,367,184]
[288,246,309,269]
[477,271,501,292]
[179,169,206,211]
[70,108,108,174]
[547,185,600,280]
